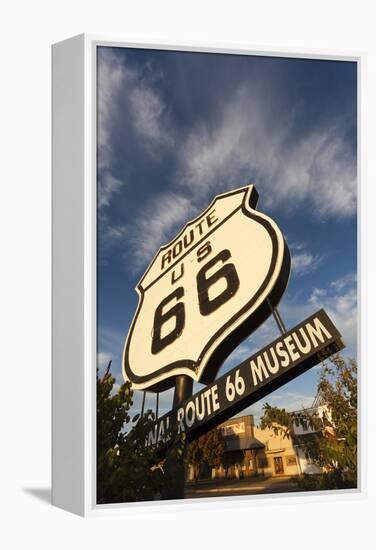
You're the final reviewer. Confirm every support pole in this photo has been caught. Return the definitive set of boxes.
[267,297,287,336]
[162,375,193,500]
[141,391,146,417]
[156,392,159,420]
[173,375,193,408]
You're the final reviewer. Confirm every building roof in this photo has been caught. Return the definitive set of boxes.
[225,436,265,452]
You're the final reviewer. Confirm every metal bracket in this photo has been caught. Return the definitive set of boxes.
[267,297,287,335]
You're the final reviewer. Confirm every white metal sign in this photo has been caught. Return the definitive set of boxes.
[123,185,291,391]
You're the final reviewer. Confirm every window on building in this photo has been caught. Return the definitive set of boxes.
[286,455,297,466]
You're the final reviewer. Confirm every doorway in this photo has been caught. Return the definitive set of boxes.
[274,456,284,475]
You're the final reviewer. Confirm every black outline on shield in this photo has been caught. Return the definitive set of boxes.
[123,186,291,392]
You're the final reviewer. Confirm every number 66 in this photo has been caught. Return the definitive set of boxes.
[151,249,239,354]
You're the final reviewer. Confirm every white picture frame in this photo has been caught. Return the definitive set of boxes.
[52,34,365,517]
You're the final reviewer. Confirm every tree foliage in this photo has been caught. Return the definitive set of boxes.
[187,438,204,482]
[187,428,226,481]
[97,362,186,503]
[260,355,357,489]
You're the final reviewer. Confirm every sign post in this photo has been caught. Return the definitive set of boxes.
[173,375,193,409]
[169,375,193,499]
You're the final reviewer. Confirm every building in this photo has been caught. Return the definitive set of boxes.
[215,415,266,479]
[187,414,303,481]
[218,414,302,479]
[187,393,328,481]
[291,394,330,475]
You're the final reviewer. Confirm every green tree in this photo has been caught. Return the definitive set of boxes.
[97,361,186,503]
[260,355,357,490]
[202,428,226,468]
[187,428,226,481]
[187,437,204,482]
[97,361,133,503]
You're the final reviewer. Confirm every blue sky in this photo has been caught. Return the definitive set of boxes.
[96,46,357,423]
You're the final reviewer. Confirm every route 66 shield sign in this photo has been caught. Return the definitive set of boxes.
[122,185,291,391]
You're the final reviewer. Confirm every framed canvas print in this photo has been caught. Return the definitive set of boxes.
[52,35,363,516]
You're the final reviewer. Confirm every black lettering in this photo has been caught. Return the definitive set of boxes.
[161,250,172,270]
[173,240,183,259]
[183,229,194,248]
[171,263,184,284]
[207,209,218,227]
[197,249,240,316]
[197,241,212,263]
[151,287,185,354]
[195,219,205,235]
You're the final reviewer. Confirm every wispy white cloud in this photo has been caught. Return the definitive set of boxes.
[129,87,173,154]
[176,86,356,217]
[308,287,327,305]
[127,192,196,272]
[97,49,133,170]
[97,173,127,251]
[177,86,279,200]
[292,252,321,274]
[330,272,357,291]
[98,48,173,167]
[314,288,357,355]
[121,80,355,271]
[282,272,357,356]
[105,224,128,242]
[290,242,323,275]
[97,49,128,233]
[97,49,176,257]
[97,173,125,210]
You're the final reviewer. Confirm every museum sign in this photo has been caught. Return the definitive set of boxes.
[122,185,345,446]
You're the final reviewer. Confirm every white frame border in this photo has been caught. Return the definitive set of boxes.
[52,33,366,517]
